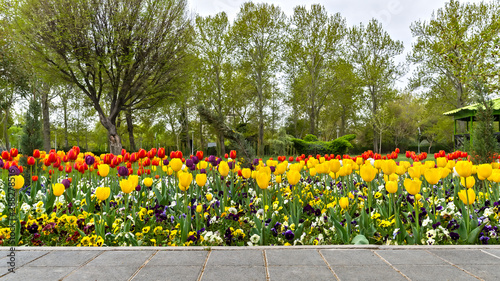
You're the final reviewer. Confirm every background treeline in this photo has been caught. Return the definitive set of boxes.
[1,0,499,156]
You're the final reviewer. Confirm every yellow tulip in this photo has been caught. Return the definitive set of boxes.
[309,168,317,177]
[488,170,500,182]
[425,161,435,169]
[381,160,396,175]
[179,172,193,191]
[13,175,25,190]
[460,176,475,189]
[408,166,421,179]
[329,171,338,179]
[360,164,377,182]
[129,175,139,188]
[440,168,451,179]
[385,180,398,194]
[143,177,153,187]
[330,160,341,174]
[395,166,406,176]
[256,171,271,190]
[241,168,251,179]
[218,161,229,177]
[287,169,301,186]
[196,204,203,213]
[96,186,110,201]
[399,161,411,170]
[98,164,110,177]
[196,173,207,187]
[404,178,422,195]
[275,163,287,175]
[458,189,476,205]
[415,194,422,201]
[170,158,183,172]
[374,160,382,169]
[424,168,441,185]
[120,179,134,194]
[477,164,492,180]
[52,183,65,197]
[455,160,472,178]
[197,161,208,170]
[276,175,282,184]
[436,157,447,168]
[339,197,349,209]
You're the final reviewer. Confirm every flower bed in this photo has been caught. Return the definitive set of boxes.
[1,147,499,247]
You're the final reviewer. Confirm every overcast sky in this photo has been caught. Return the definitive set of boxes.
[188,0,483,89]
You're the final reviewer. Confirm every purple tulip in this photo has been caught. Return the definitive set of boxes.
[228,161,234,170]
[192,156,199,165]
[135,185,141,192]
[216,158,222,165]
[253,158,259,166]
[270,166,275,173]
[200,169,206,174]
[85,155,95,165]
[163,159,169,166]
[118,166,129,177]
[189,165,196,171]
[208,155,216,165]
[8,165,20,176]
[62,179,71,189]
[186,159,193,168]
[0,159,3,168]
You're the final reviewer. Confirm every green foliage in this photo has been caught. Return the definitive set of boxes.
[291,134,355,155]
[303,134,318,142]
[21,97,43,154]
[471,94,498,164]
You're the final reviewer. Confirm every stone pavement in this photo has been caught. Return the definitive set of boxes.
[2,245,500,280]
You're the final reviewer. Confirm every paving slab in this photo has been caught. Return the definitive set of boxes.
[132,265,202,281]
[0,250,49,268]
[65,265,141,281]
[376,250,447,265]
[320,249,386,266]
[395,264,477,281]
[84,250,154,267]
[146,250,207,266]
[453,264,500,281]
[332,265,407,281]
[2,266,78,281]
[266,249,325,266]
[429,249,500,265]
[202,265,266,281]
[26,250,102,267]
[207,250,264,266]
[268,265,334,281]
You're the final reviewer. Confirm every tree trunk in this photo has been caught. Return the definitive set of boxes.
[41,91,51,152]
[99,114,122,155]
[125,110,136,151]
[219,133,226,155]
[3,109,9,150]
[62,97,68,149]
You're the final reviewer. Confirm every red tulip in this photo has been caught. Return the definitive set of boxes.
[196,151,204,160]
[32,175,38,182]
[224,153,228,159]
[138,149,147,159]
[72,146,80,155]
[58,165,63,171]
[65,165,72,173]
[230,150,236,159]
[1,151,9,160]
[48,152,57,163]
[19,166,23,173]
[10,148,18,158]
[150,148,157,157]
[158,148,166,158]
[33,149,41,158]
[121,148,127,156]
[176,151,183,159]
[289,156,294,162]
[27,156,35,166]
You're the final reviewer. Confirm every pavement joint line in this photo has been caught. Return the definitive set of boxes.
[0,250,52,278]
[197,249,211,281]
[60,250,105,281]
[317,249,340,281]
[480,249,500,260]
[263,250,270,281]
[372,250,411,281]
[424,249,483,281]
[128,250,159,281]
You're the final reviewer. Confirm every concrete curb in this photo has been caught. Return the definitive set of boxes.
[3,245,500,251]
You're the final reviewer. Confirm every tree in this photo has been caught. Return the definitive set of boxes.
[20,96,43,154]
[409,0,500,109]
[347,18,404,153]
[232,2,286,156]
[194,12,233,155]
[14,0,192,154]
[286,4,346,135]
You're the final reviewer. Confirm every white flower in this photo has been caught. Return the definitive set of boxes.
[422,217,432,227]
[250,234,260,244]
[21,203,31,213]
[0,202,5,213]
[484,208,494,217]
[169,201,177,208]
[426,229,437,239]
[228,207,237,214]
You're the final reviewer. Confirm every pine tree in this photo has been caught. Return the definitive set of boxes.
[21,97,43,155]
[471,93,498,164]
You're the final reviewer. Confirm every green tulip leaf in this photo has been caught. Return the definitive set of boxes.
[352,234,369,245]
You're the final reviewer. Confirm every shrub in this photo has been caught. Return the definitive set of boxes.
[291,134,356,155]
[303,134,318,142]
